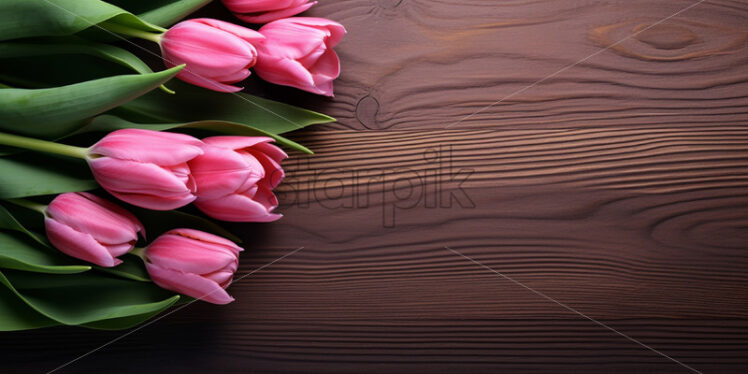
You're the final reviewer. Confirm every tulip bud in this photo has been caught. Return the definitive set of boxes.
[161,18,265,92]
[254,17,346,96]
[222,0,317,24]
[87,129,204,211]
[45,192,144,267]
[144,229,243,304]
[189,136,287,222]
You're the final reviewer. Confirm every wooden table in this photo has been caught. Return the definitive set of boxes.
[5,0,748,373]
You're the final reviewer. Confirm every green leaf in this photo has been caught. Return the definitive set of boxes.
[0,156,95,199]
[132,208,242,244]
[0,37,173,93]
[0,283,58,331]
[0,230,91,274]
[0,270,179,326]
[0,38,173,93]
[0,65,183,139]
[0,0,164,42]
[0,38,152,75]
[109,0,213,27]
[115,80,335,135]
[95,254,150,282]
[83,115,312,154]
[0,203,48,246]
[80,307,168,330]
[0,55,119,90]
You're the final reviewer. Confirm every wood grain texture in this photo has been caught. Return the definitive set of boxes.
[2,0,748,373]
[3,319,747,373]
[256,0,748,131]
[4,127,747,373]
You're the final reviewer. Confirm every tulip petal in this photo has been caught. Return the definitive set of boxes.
[235,2,317,24]
[146,235,238,275]
[311,49,341,81]
[252,141,288,163]
[107,191,197,211]
[291,17,347,46]
[204,270,235,288]
[45,218,121,267]
[258,21,329,60]
[189,145,257,200]
[235,155,265,190]
[78,192,144,236]
[247,149,285,188]
[259,57,315,88]
[167,228,242,253]
[307,79,334,97]
[160,18,263,93]
[202,136,276,151]
[223,0,306,13]
[193,18,266,43]
[253,17,345,96]
[212,68,252,84]
[297,43,326,69]
[46,193,141,245]
[240,183,259,198]
[162,23,257,72]
[105,242,136,257]
[254,186,280,211]
[89,129,203,165]
[89,158,194,196]
[146,263,234,305]
[195,193,282,222]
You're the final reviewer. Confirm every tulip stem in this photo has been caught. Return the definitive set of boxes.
[130,247,146,260]
[100,21,164,44]
[4,198,47,215]
[0,132,89,159]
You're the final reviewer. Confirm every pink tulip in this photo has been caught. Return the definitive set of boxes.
[87,129,204,211]
[45,192,144,267]
[222,0,317,24]
[160,18,265,92]
[144,229,242,305]
[189,136,287,222]
[254,17,345,96]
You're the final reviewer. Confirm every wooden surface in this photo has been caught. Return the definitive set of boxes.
[4,0,748,373]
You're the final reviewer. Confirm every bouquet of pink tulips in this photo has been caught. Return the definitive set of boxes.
[0,0,344,330]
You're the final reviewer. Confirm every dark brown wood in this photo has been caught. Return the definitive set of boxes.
[2,0,748,373]
[292,0,748,131]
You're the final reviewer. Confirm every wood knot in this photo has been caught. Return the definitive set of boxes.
[355,95,381,129]
[590,19,748,61]
[648,194,748,253]
[634,24,697,50]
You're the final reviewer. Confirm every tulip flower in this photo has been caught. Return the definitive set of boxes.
[144,229,242,304]
[0,128,206,210]
[87,129,204,210]
[0,129,204,210]
[254,17,346,96]
[160,18,265,92]
[189,136,287,222]
[45,192,144,267]
[222,0,317,24]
